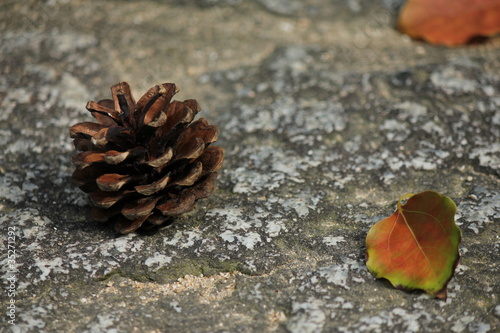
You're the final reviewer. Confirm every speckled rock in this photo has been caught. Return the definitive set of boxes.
[0,1,499,332]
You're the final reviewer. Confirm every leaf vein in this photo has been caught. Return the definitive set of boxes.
[402,208,448,235]
[400,209,437,278]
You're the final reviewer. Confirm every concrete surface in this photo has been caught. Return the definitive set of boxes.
[0,0,499,332]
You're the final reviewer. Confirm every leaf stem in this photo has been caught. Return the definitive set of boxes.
[397,193,414,212]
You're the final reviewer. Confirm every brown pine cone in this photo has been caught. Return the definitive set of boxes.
[70,82,223,234]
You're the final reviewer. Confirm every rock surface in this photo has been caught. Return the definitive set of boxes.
[1,1,499,332]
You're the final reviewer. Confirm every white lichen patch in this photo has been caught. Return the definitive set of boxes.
[82,313,120,333]
[394,101,428,124]
[430,66,478,94]
[421,121,445,136]
[265,219,287,237]
[406,155,437,171]
[98,233,144,256]
[0,88,34,122]
[221,93,346,148]
[0,173,27,204]
[246,282,264,301]
[164,230,203,249]
[456,188,499,234]
[325,296,354,310]
[207,207,263,250]
[11,305,49,333]
[348,141,453,179]
[170,301,182,313]
[450,315,476,333]
[269,192,322,218]
[208,189,321,250]
[231,168,283,193]
[317,264,350,290]
[341,307,432,333]
[22,217,51,242]
[34,257,69,282]
[298,257,368,296]
[0,209,70,283]
[322,236,345,247]
[219,230,262,250]
[229,144,321,193]
[287,298,326,333]
[144,253,172,270]
[0,209,59,283]
[380,119,409,142]
[0,208,52,237]
[469,142,500,171]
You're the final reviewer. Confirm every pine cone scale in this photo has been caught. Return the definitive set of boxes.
[197,146,224,174]
[135,83,177,114]
[70,122,108,139]
[176,120,219,149]
[114,214,150,234]
[89,189,135,209]
[96,173,133,192]
[163,102,195,133]
[121,196,160,220]
[72,152,106,168]
[194,172,218,199]
[134,83,176,129]
[157,193,196,217]
[91,126,135,149]
[144,147,173,168]
[111,82,136,126]
[103,147,147,165]
[134,173,171,196]
[187,172,218,200]
[174,137,205,160]
[173,161,203,186]
[142,88,173,123]
[86,101,121,125]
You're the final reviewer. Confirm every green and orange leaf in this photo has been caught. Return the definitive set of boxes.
[365,191,461,299]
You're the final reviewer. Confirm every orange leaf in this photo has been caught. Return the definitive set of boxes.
[397,0,500,46]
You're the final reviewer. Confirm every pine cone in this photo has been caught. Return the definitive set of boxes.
[70,82,223,234]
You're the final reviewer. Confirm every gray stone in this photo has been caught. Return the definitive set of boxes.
[0,1,499,332]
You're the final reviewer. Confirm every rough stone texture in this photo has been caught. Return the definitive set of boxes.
[1,1,499,332]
